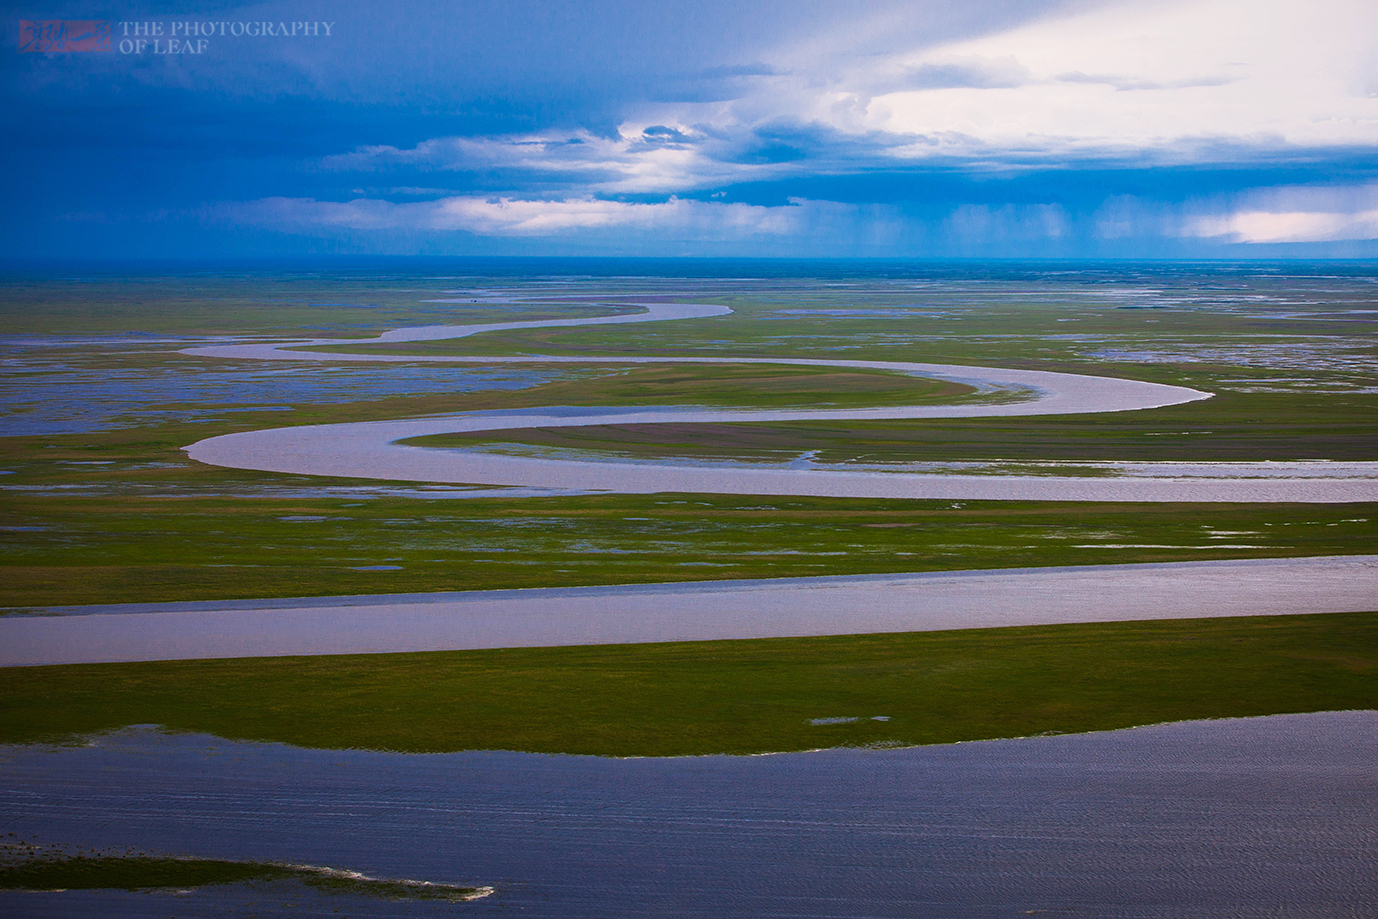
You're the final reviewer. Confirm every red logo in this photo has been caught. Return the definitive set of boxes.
[19,20,111,52]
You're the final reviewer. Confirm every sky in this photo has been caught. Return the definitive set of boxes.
[5,0,1378,258]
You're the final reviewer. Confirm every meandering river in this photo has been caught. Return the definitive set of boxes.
[181,302,1378,501]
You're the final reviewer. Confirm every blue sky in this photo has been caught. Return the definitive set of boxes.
[6,0,1378,258]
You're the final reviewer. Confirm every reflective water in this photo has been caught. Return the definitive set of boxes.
[0,336,566,436]
[6,555,1377,665]
[2,712,1374,917]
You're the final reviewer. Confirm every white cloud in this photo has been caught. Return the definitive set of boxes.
[321,128,784,195]
[877,0,1375,151]
[311,1,1378,204]
[223,194,856,238]
[649,0,1378,167]
[1183,182,1378,242]
[1190,209,1378,243]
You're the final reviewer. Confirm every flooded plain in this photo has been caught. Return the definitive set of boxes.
[0,336,569,436]
[2,711,1374,918]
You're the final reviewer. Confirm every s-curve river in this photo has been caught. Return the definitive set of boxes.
[181,303,1378,502]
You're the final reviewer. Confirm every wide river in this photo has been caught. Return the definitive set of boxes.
[2,712,1373,918]
[5,555,1377,665]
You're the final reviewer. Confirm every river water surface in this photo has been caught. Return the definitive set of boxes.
[2,712,1374,918]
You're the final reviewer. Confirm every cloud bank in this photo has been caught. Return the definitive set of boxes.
[7,0,1378,256]
[226,195,851,237]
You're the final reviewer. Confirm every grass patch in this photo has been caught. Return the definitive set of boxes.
[3,494,1375,607]
[0,272,627,335]
[0,854,279,891]
[2,613,1374,756]
[413,389,1378,463]
[0,849,489,901]
[432,362,980,409]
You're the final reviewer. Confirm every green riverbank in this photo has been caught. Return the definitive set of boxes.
[3,612,1374,756]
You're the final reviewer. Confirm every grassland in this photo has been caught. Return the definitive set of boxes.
[2,612,1373,756]
[0,848,486,900]
[3,401,1374,609]
[0,271,635,335]
[333,286,1377,374]
[0,852,290,892]
[2,271,1376,609]
[391,361,984,410]
[413,389,1378,463]
[2,266,1376,758]
[4,486,1376,607]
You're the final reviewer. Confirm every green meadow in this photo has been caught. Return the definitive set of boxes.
[2,613,1374,756]
[0,848,485,901]
[413,387,1378,464]
[2,387,1374,609]
[3,485,1375,607]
